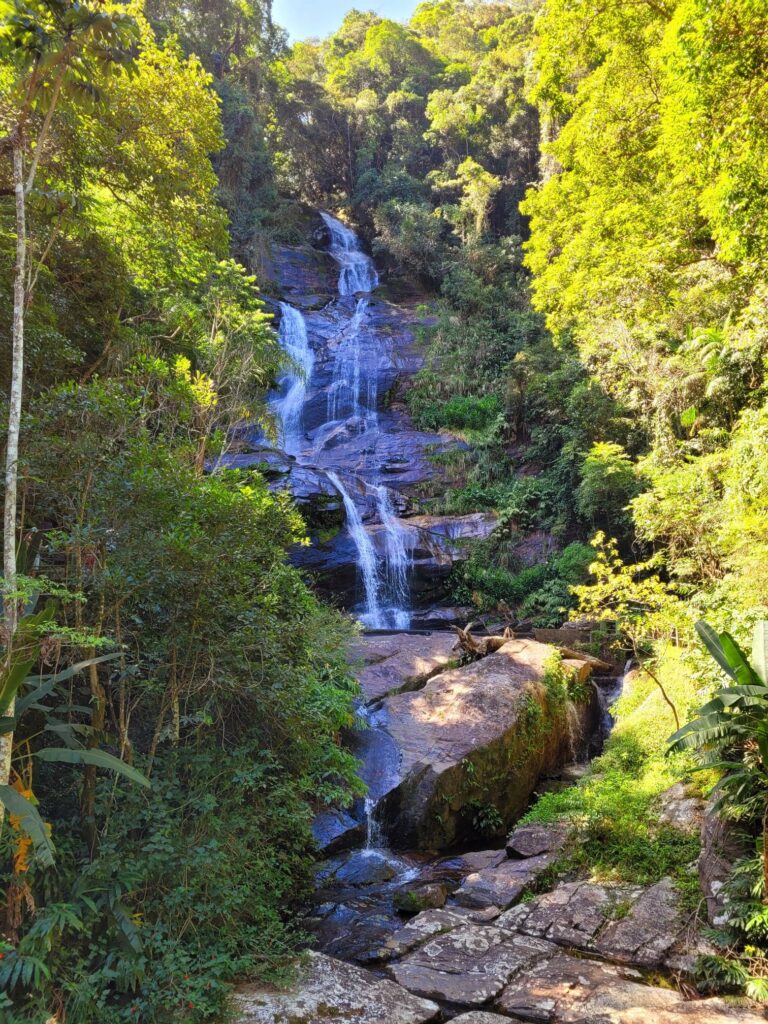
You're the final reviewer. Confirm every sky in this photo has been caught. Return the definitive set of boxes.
[272,0,418,41]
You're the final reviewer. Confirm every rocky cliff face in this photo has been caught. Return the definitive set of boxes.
[224,210,488,620]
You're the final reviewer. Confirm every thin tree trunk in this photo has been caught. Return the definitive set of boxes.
[81,655,106,856]
[0,139,27,829]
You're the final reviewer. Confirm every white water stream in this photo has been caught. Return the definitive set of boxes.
[321,211,380,296]
[272,302,314,455]
[267,212,414,629]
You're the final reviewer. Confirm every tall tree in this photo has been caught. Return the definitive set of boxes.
[0,0,136,820]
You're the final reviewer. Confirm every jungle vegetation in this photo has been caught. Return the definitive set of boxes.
[1,0,767,1017]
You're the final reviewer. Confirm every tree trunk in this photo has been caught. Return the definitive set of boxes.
[81,656,106,856]
[0,138,27,829]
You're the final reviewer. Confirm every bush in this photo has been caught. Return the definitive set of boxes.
[524,652,704,886]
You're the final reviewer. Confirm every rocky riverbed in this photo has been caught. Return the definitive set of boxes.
[234,631,767,1023]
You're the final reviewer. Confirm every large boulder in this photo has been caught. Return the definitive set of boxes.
[376,640,598,849]
[388,924,558,1005]
[234,951,439,1024]
[353,632,459,702]
[452,841,567,911]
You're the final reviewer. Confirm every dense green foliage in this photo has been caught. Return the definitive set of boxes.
[3,0,768,1014]
[0,2,361,1020]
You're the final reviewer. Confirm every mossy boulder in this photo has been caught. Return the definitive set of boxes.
[376,640,599,850]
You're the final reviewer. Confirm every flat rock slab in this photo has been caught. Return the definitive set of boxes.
[495,952,766,1023]
[497,878,686,968]
[388,924,556,1005]
[353,633,459,702]
[453,852,559,910]
[234,951,439,1024]
[595,878,686,967]
[451,1015,514,1024]
[372,905,501,962]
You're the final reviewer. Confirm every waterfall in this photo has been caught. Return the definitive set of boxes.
[320,211,379,296]
[327,297,372,425]
[326,470,383,628]
[375,485,412,630]
[273,302,313,454]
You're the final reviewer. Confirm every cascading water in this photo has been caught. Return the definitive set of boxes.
[319,213,413,629]
[263,211,414,633]
[327,297,375,426]
[320,211,379,296]
[325,471,383,627]
[374,485,413,630]
[272,302,314,454]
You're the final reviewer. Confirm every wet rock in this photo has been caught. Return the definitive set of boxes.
[377,639,599,849]
[309,904,404,963]
[507,822,569,859]
[658,782,704,834]
[313,808,365,856]
[388,924,557,1005]
[264,242,338,298]
[393,881,449,914]
[326,849,400,887]
[495,952,766,1023]
[497,878,686,969]
[353,633,459,702]
[452,852,559,910]
[364,906,500,963]
[234,950,440,1024]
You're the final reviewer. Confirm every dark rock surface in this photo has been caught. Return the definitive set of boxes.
[506,822,569,859]
[452,853,560,911]
[497,877,686,969]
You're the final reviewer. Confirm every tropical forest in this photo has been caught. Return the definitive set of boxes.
[1,0,768,1021]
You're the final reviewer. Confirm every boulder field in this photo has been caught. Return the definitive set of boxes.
[237,635,767,1023]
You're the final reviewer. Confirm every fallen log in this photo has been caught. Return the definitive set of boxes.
[555,646,613,672]
[451,623,513,659]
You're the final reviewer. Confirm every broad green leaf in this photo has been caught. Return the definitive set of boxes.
[34,748,150,788]
[38,652,120,685]
[15,679,55,715]
[695,620,737,681]
[752,620,768,685]
[0,653,38,717]
[720,633,760,687]
[0,786,55,867]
